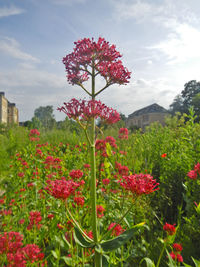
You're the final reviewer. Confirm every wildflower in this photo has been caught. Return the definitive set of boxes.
[194,162,200,174]
[27,211,42,230]
[163,223,176,235]
[45,178,80,200]
[120,173,159,196]
[102,178,110,185]
[58,98,120,124]
[62,37,131,86]
[18,172,25,178]
[161,153,167,158]
[69,169,83,179]
[22,244,44,263]
[29,129,40,136]
[172,243,183,252]
[19,219,25,225]
[108,223,124,236]
[187,170,198,180]
[74,196,85,207]
[57,224,64,230]
[118,128,129,139]
[0,232,23,254]
[97,205,105,218]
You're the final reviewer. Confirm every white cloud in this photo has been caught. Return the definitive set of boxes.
[111,0,199,25]
[149,23,200,64]
[0,5,25,18]
[0,37,39,62]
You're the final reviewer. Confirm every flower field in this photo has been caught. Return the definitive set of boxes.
[0,113,200,266]
[1,37,200,266]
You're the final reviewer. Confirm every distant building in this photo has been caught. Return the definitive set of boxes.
[0,92,19,125]
[126,103,169,131]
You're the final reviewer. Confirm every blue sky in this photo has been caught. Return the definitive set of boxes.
[1,0,200,121]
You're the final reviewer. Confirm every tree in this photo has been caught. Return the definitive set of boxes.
[170,80,200,115]
[169,94,184,114]
[33,105,56,129]
[181,80,200,110]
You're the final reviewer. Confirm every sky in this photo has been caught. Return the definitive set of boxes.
[1,0,200,121]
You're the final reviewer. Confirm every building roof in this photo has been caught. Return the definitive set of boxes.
[128,103,168,118]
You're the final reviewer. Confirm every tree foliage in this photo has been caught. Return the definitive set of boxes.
[32,105,56,129]
[170,80,200,119]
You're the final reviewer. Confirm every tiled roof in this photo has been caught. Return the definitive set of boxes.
[128,103,168,117]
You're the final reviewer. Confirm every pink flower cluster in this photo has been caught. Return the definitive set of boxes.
[45,177,80,200]
[58,98,120,124]
[169,243,183,263]
[108,223,124,236]
[187,162,200,180]
[163,222,176,235]
[69,169,83,179]
[118,128,129,139]
[29,129,40,142]
[0,232,44,266]
[27,211,42,230]
[62,37,131,85]
[120,174,159,196]
[95,136,117,157]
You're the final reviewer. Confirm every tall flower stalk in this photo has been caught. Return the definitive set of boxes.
[59,37,131,266]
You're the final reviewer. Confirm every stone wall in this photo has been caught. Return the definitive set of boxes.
[0,92,19,125]
[0,92,8,124]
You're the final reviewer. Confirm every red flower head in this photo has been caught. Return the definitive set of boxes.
[45,178,80,200]
[161,153,167,158]
[120,173,159,196]
[187,170,198,180]
[108,223,124,236]
[118,128,129,139]
[96,205,105,218]
[58,99,120,124]
[172,243,183,252]
[69,169,83,179]
[62,37,131,86]
[163,223,176,235]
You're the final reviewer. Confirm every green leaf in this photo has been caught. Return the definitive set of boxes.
[183,263,193,267]
[192,257,200,267]
[140,257,156,267]
[101,222,145,252]
[62,256,73,266]
[74,227,94,248]
[51,249,60,259]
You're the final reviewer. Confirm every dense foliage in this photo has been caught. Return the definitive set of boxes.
[0,111,200,266]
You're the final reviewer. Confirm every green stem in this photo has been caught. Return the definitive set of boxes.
[156,241,167,267]
[90,59,102,267]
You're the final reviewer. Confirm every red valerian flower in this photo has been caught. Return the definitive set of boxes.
[62,37,131,86]
[27,211,42,230]
[45,178,80,200]
[161,153,167,158]
[169,252,183,262]
[118,128,129,139]
[29,129,40,137]
[163,223,176,235]
[194,162,200,174]
[0,232,23,254]
[120,173,159,195]
[187,170,198,180]
[108,223,124,236]
[58,98,120,124]
[21,244,44,263]
[96,205,105,218]
[69,169,83,179]
[74,196,85,207]
[172,243,183,252]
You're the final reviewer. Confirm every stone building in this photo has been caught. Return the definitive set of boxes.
[0,92,19,125]
[126,103,169,131]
